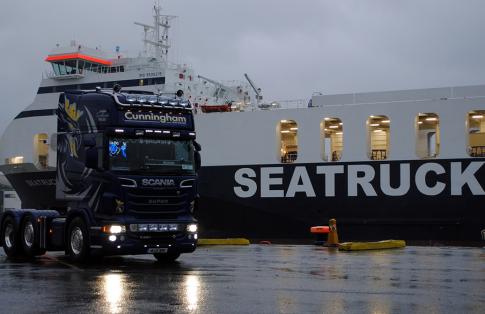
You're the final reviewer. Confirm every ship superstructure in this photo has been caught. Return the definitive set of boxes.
[32,5,251,111]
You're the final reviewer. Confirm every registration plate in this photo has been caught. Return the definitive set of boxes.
[147,248,168,254]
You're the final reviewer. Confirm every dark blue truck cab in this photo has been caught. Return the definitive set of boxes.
[1,89,200,262]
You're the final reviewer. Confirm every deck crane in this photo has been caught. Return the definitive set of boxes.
[197,75,236,102]
[244,73,263,109]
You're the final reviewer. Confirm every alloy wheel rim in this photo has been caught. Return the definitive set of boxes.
[70,227,83,255]
[4,224,14,249]
[23,222,34,248]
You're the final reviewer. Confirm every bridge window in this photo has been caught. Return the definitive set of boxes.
[416,113,440,158]
[33,133,49,169]
[467,110,485,157]
[278,120,298,163]
[367,115,390,160]
[321,118,343,161]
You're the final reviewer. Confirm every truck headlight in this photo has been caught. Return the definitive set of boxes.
[102,225,126,234]
[187,224,197,233]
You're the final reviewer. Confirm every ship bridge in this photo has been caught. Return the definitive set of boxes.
[45,42,124,80]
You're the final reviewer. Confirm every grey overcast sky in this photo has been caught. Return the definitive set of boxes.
[1,0,484,134]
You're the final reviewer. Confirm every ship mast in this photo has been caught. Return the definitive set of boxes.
[134,3,177,62]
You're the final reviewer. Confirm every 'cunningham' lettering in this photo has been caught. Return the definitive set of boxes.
[125,112,187,124]
[233,161,485,198]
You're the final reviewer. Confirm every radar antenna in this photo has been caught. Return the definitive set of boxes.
[134,2,177,62]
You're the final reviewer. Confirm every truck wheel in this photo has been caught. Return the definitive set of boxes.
[67,217,90,263]
[20,215,46,258]
[1,216,21,258]
[153,252,180,263]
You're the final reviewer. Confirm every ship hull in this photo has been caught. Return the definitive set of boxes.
[196,158,485,242]
[3,159,484,242]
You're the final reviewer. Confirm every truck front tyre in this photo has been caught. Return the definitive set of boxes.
[1,216,21,258]
[67,217,90,263]
[20,215,46,258]
[153,252,180,263]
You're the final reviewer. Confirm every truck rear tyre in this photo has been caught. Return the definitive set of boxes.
[20,215,46,258]
[153,252,180,263]
[1,216,21,258]
[67,217,90,263]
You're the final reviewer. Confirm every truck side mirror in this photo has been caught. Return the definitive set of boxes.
[85,147,100,170]
[194,151,201,171]
[193,140,201,152]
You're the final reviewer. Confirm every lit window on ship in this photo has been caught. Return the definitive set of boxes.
[321,118,343,161]
[33,133,49,169]
[416,113,440,159]
[367,115,390,160]
[467,110,485,157]
[278,120,298,163]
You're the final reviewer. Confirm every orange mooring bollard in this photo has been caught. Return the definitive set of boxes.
[326,218,339,246]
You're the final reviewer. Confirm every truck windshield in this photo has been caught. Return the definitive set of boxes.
[108,137,195,174]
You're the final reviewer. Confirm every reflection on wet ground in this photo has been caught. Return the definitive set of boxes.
[0,246,484,313]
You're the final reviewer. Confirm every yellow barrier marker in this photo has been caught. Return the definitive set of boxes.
[339,240,406,251]
[198,238,250,245]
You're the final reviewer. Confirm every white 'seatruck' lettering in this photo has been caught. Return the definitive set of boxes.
[232,162,484,198]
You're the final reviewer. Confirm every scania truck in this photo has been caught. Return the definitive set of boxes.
[0,88,200,262]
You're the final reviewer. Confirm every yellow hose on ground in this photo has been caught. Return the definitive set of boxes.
[198,238,250,245]
[338,240,406,251]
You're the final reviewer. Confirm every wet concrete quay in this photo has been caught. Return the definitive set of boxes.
[0,245,484,313]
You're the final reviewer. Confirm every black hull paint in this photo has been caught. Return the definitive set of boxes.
[5,159,485,242]
[5,171,64,210]
[196,159,485,242]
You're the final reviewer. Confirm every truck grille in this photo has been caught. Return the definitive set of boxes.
[126,188,188,215]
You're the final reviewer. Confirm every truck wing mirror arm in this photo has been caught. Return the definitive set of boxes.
[193,140,201,152]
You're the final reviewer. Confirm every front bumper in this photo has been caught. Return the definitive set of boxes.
[89,222,198,256]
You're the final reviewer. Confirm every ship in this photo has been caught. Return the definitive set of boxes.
[1,5,484,243]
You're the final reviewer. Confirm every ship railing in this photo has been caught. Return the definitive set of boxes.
[44,71,85,80]
[469,146,485,157]
[371,149,388,160]
[275,99,309,109]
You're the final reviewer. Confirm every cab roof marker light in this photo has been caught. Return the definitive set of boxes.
[163,130,171,134]
[154,130,162,134]
[189,132,196,136]
[115,129,125,133]
[145,129,154,133]
[472,115,483,119]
